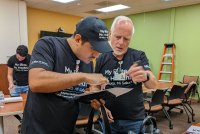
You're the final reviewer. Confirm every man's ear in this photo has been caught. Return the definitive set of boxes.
[74,34,82,45]
[108,32,111,41]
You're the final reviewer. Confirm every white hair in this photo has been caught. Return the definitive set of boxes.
[110,16,135,36]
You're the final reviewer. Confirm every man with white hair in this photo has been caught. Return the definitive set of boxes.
[95,16,157,133]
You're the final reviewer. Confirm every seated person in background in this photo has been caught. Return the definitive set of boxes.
[7,45,31,97]
[95,16,157,134]
[21,16,112,134]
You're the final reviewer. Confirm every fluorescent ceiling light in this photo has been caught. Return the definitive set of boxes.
[52,0,77,3]
[96,4,130,13]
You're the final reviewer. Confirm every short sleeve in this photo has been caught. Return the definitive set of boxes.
[7,56,14,68]
[139,51,151,71]
[29,38,56,71]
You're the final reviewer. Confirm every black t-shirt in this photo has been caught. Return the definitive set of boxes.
[7,54,31,86]
[95,48,150,120]
[21,37,93,134]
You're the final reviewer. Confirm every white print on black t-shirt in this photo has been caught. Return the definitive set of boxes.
[56,66,88,100]
[109,81,132,86]
[55,65,88,100]
[105,68,131,81]
[31,60,49,67]
[14,63,29,72]
[65,66,79,73]
[104,68,133,86]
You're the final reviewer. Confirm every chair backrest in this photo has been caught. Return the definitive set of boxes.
[183,75,199,85]
[168,85,187,100]
[184,82,198,99]
[151,89,168,106]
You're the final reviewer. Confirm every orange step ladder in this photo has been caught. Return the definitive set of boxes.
[158,43,176,83]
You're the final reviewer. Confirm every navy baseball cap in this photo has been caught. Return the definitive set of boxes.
[75,16,112,53]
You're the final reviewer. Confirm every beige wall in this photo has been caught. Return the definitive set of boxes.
[27,8,82,52]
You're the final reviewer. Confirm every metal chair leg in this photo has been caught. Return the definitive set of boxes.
[162,108,173,129]
[182,104,191,123]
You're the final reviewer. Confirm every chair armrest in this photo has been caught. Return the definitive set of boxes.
[164,95,170,103]
[144,98,152,111]
[177,81,183,84]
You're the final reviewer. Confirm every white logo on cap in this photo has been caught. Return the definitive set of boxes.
[99,30,108,39]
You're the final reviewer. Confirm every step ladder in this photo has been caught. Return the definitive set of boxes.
[158,43,175,83]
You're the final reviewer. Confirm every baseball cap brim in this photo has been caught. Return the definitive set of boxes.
[90,41,113,53]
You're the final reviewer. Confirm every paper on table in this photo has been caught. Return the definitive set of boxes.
[4,97,23,103]
[106,87,132,97]
[186,125,200,134]
[77,87,132,97]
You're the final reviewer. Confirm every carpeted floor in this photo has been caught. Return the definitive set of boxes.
[156,102,200,134]
[3,102,200,134]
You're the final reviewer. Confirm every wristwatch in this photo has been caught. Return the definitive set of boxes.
[143,72,150,83]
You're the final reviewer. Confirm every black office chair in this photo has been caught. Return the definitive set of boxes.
[178,75,199,103]
[163,84,192,123]
[181,82,196,122]
[14,115,22,133]
[144,89,173,129]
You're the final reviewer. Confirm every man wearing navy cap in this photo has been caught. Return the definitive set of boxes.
[21,16,112,134]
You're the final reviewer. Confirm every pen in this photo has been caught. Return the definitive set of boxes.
[133,60,141,66]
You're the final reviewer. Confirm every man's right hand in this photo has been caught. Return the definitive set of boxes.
[85,73,109,87]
